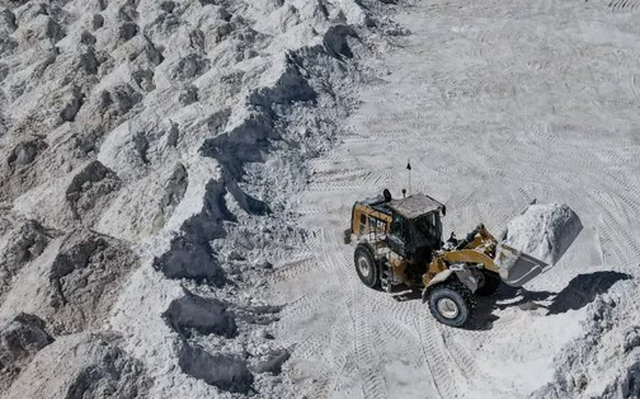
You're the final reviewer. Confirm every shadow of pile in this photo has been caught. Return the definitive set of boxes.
[471,271,631,330]
[546,271,631,314]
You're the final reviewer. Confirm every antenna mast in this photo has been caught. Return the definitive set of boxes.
[406,159,412,196]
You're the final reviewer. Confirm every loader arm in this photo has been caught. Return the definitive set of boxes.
[422,249,499,287]
[423,225,549,288]
[440,249,500,273]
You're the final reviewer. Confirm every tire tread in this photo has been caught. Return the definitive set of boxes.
[426,280,477,327]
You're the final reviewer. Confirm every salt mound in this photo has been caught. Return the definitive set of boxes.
[47,230,138,334]
[0,313,54,393]
[0,220,58,299]
[3,332,151,399]
[530,280,640,399]
[502,202,583,265]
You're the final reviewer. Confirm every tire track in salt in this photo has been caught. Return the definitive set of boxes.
[608,0,640,12]
[325,225,390,399]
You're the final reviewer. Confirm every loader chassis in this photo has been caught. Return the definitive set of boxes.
[346,192,504,327]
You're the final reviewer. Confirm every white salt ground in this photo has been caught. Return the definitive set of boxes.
[1,0,639,398]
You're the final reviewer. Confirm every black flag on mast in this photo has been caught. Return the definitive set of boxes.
[406,159,412,195]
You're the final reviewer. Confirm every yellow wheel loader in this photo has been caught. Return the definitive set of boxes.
[344,190,550,328]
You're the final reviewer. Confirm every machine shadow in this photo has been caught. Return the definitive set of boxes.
[470,270,632,330]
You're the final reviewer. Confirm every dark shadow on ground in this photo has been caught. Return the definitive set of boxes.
[546,271,631,314]
[470,271,631,330]
[392,289,422,302]
[387,271,631,330]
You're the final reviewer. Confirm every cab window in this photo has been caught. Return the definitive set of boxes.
[391,213,406,240]
[359,213,367,234]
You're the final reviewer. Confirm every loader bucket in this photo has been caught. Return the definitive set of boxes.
[502,203,583,266]
[495,244,549,287]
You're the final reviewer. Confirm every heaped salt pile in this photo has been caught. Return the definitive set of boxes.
[0,0,398,396]
[531,278,640,399]
[0,313,54,393]
[502,202,583,265]
[3,332,151,399]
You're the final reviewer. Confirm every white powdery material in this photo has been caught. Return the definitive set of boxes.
[503,203,583,265]
[0,0,379,396]
[530,279,640,399]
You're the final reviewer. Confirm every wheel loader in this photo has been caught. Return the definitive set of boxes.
[344,190,551,327]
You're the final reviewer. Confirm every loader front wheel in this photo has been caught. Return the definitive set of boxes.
[354,244,380,289]
[427,282,476,328]
[476,270,501,297]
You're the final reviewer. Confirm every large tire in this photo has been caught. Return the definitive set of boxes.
[354,244,380,289]
[476,270,501,297]
[427,281,476,328]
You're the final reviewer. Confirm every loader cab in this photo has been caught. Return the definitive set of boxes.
[349,192,446,261]
[387,207,444,260]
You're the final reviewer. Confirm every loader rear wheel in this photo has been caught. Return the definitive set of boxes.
[427,281,476,328]
[476,270,501,296]
[354,244,380,289]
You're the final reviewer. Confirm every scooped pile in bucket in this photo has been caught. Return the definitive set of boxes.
[502,202,583,265]
[495,203,583,286]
